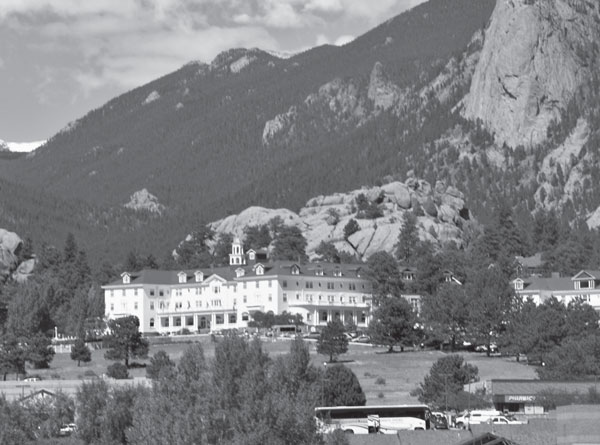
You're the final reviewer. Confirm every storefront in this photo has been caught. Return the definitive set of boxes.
[491,379,599,415]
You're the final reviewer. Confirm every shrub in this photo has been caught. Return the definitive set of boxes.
[84,370,97,378]
[377,392,385,399]
[375,377,386,385]
[107,363,129,379]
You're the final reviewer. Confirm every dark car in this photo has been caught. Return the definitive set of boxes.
[431,412,449,430]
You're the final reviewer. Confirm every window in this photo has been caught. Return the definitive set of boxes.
[134,289,138,296]
[307,313,312,321]
[174,317,182,327]
[213,286,220,293]
[150,302,154,310]
[243,282,247,289]
[320,311,328,322]
[296,293,300,300]
[161,317,170,327]
[159,301,165,309]
[185,316,194,326]
[175,302,182,309]
[268,280,272,288]
[256,281,260,289]
[134,302,138,310]
[283,293,287,302]
[349,283,356,290]
[216,314,224,324]
[242,312,249,321]
[150,318,155,327]
[110,303,114,311]
[243,295,247,303]
[159,290,164,297]
[229,313,237,324]
[268,294,272,302]
[360,312,366,323]
[283,280,288,288]
[327,282,334,290]
[150,290,155,297]
[306,281,313,289]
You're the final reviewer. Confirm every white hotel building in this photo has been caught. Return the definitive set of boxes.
[103,239,374,334]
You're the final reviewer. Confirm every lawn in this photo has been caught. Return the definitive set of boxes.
[29,335,536,406]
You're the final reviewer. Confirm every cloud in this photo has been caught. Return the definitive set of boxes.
[334,35,354,46]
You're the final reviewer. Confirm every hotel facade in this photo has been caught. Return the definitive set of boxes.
[102,239,375,334]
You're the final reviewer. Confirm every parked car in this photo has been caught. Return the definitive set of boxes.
[303,332,321,340]
[455,410,502,428]
[488,415,527,425]
[23,376,42,382]
[59,423,76,436]
[352,335,371,343]
[430,412,449,430]
[475,343,498,353]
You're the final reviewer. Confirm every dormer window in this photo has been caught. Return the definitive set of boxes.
[514,279,524,291]
[291,265,300,275]
[256,265,264,276]
[248,250,256,261]
[236,268,245,278]
[194,271,204,282]
[178,272,187,284]
[121,272,131,284]
[315,268,324,276]
[333,269,342,277]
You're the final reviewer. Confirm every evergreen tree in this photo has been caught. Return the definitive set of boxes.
[146,350,176,380]
[322,365,366,407]
[104,316,149,368]
[395,211,419,265]
[368,297,416,352]
[317,320,348,363]
[70,337,92,367]
[271,225,308,262]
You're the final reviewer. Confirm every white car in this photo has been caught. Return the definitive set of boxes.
[488,415,527,425]
[59,423,76,436]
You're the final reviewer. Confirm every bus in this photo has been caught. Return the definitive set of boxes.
[315,405,431,434]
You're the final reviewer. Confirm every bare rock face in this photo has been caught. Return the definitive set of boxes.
[0,229,22,282]
[463,0,599,148]
[368,62,403,112]
[205,179,473,261]
[124,189,165,215]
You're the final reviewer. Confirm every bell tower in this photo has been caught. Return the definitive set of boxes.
[229,237,246,266]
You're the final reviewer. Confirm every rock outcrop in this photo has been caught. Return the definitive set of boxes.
[123,189,165,215]
[0,229,22,282]
[463,0,600,148]
[207,178,473,261]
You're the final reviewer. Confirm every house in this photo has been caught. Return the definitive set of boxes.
[511,270,600,310]
[103,238,376,334]
[514,253,544,278]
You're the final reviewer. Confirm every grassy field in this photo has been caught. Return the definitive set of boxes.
[28,335,536,405]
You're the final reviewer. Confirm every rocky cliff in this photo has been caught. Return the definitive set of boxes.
[0,229,23,282]
[463,0,600,148]
[208,176,474,261]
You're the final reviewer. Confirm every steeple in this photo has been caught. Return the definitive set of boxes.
[229,237,246,266]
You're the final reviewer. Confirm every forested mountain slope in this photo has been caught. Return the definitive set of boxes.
[0,0,598,266]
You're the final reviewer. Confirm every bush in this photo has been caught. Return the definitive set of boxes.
[377,392,385,399]
[375,377,386,385]
[84,370,97,377]
[107,363,129,379]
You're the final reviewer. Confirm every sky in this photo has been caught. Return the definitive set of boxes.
[0,0,425,142]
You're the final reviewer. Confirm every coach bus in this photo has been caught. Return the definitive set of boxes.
[315,404,431,434]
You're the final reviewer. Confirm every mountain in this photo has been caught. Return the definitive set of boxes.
[0,139,44,153]
[0,0,598,266]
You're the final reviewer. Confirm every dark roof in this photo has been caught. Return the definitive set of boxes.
[519,276,572,292]
[104,261,367,287]
[514,253,543,268]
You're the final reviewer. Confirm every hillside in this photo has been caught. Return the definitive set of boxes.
[0,0,598,266]
[0,0,495,264]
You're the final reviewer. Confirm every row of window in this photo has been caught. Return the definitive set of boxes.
[149,313,239,328]
[109,278,367,299]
